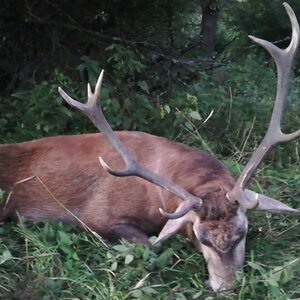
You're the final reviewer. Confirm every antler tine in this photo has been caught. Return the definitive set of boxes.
[58,70,104,115]
[59,70,203,219]
[227,3,300,209]
[159,201,202,219]
[59,71,137,171]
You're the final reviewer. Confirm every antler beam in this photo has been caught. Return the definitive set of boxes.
[59,71,202,219]
[227,3,300,209]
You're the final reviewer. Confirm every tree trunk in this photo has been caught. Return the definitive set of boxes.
[200,0,219,52]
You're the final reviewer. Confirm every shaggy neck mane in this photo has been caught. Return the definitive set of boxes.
[200,186,239,221]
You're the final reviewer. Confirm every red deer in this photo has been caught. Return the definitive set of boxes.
[0,2,299,292]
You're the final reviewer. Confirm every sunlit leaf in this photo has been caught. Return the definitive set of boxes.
[125,254,134,265]
[189,110,201,120]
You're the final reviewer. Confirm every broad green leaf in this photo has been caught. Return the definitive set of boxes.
[0,249,12,264]
[185,122,193,131]
[156,248,173,268]
[142,286,158,295]
[247,261,265,273]
[189,111,201,120]
[175,293,187,300]
[58,231,72,245]
[137,80,149,93]
[164,104,171,114]
[113,244,128,252]
[131,289,142,298]
[125,254,134,265]
[72,252,80,260]
[111,261,118,271]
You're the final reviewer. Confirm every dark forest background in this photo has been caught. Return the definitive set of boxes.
[1,0,299,165]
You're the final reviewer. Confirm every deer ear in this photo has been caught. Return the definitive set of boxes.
[244,189,299,212]
[153,203,197,245]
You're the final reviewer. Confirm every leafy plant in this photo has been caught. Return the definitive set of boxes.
[1,163,300,300]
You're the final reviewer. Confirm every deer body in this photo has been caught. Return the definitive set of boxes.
[0,131,235,236]
[1,131,245,290]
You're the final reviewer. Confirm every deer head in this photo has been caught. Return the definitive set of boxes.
[59,3,299,292]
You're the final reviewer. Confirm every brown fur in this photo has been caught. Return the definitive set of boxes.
[0,131,237,242]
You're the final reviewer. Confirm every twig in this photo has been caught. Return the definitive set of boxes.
[11,252,60,261]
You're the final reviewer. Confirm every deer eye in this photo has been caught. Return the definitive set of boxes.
[200,232,212,247]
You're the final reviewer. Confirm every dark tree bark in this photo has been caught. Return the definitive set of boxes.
[200,0,219,52]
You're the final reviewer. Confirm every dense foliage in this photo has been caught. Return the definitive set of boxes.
[1,168,300,299]
[1,1,300,161]
[0,0,300,299]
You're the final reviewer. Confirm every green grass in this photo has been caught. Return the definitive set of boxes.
[0,167,300,300]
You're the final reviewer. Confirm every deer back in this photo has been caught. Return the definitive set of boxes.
[0,131,236,236]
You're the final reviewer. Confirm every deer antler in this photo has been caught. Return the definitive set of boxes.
[227,3,300,209]
[58,71,202,219]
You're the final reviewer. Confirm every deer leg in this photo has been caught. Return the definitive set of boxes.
[111,223,151,245]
